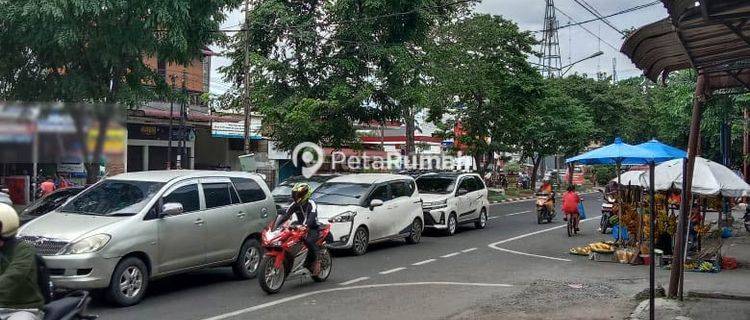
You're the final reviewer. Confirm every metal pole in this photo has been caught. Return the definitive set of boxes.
[669,71,706,298]
[181,70,188,169]
[167,75,175,169]
[242,0,252,154]
[743,106,749,183]
[617,161,622,242]
[649,162,656,320]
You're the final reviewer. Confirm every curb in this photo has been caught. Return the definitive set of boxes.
[687,291,750,301]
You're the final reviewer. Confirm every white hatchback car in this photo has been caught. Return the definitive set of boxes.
[312,174,424,255]
[416,172,489,235]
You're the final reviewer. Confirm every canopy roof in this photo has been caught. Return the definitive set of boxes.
[566,137,674,165]
[636,139,687,160]
[621,0,750,91]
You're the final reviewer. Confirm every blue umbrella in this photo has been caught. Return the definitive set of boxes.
[565,137,666,165]
[635,139,687,161]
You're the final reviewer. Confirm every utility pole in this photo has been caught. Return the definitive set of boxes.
[539,0,562,78]
[243,0,252,154]
[167,75,176,169]
[612,58,618,83]
[744,106,749,183]
[181,69,188,169]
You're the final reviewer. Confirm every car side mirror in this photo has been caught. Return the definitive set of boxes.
[457,188,469,196]
[160,202,184,218]
[369,199,384,210]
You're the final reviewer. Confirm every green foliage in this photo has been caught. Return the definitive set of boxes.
[504,161,522,174]
[592,165,616,186]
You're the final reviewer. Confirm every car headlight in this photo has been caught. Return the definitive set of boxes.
[62,234,111,255]
[423,199,448,209]
[329,211,357,223]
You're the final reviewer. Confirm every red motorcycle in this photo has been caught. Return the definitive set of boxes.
[258,220,333,294]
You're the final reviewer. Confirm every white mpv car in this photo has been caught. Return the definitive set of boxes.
[416,172,489,235]
[312,174,424,255]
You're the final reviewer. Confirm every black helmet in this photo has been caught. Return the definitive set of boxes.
[291,183,312,205]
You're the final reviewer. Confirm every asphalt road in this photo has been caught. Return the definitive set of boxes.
[90,193,671,320]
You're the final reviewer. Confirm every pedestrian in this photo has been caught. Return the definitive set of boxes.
[38,178,55,197]
[0,204,45,320]
[562,185,581,232]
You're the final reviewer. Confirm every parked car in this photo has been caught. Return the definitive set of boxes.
[272,174,339,212]
[416,172,489,235]
[312,173,424,255]
[19,186,85,225]
[17,170,276,306]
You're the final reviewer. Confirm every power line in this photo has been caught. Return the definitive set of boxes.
[532,1,659,33]
[571,0,625,35]
[554,6,619,51]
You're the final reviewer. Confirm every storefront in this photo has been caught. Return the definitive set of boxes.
[126,123,195,171]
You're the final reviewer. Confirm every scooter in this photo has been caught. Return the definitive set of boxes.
[535,193,555,224]
[258,220,333,294]
[600,192,615,234]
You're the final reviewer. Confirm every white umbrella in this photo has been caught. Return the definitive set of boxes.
[649,156,750,197]
[612,170,647,187]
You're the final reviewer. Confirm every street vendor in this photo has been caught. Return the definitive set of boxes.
[688,205,703,251]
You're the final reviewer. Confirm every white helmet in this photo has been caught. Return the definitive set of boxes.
[0,203,20,238]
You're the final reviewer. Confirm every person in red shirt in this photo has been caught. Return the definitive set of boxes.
[39,177,55,196]
[562,185,581,232]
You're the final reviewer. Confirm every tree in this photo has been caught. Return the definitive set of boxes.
[0,0,238,182]
[516,77,594,190]
[426,14,542,175]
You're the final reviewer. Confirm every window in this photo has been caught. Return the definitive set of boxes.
[229,185,240,204]
[231,178,266,203]
[369,185,390,202]
[390,181,407,198]
[203,183,232,209]
[60,180,164,216]
[416,176,456,194]
[163,184,200,213]
[406,180,416,196]
[472,176,486,191]
[311,182,369,206]
[457,178,472,193]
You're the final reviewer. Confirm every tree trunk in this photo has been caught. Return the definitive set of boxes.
[86,114,110,184]
[404,106,415,155]
[530,155,542,191]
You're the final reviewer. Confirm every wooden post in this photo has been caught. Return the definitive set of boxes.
[668,71,707,298]
[744,106,749,182]
[649,162,656,320]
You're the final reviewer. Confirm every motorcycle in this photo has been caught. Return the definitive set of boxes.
[258,220,333,294]
[600,191,615,234]
[535,193,555,224]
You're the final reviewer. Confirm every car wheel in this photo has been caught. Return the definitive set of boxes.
[106,257,148,307]
[445,213,457,236]
[350,226,369,256]
[475,208,487,229]
[233,238,261,279]
[406,218,423,244]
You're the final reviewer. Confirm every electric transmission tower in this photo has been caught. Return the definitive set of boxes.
[539,0,563,78]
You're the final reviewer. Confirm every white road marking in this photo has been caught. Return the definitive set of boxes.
[412,259,436,266]
[487,215,602,262]
[379,267,406,275]
[506,210,532,216]
[461,247,478,253]
[339,277,370,286]
[441,252,461,258]
[488,216,499,220]
[201,282,513,320]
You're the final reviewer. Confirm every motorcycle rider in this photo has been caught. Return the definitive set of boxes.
[562,185,581,232]
[0,204,45,320]
[275,183,321,276]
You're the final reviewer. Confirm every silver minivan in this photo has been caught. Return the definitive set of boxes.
[17,170,276,306]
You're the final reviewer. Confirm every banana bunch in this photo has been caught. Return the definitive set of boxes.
[569,246,592,256]
[589,242,615,253]
[695,224,711,235]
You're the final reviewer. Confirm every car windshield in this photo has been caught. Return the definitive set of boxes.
[271,181,322,198]
[22,188,81,217]
[59,180,164,216]
[416,176,456,194]
[311,182,369,206]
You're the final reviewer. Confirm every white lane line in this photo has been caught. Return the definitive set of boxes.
[461,247,478,253]
[339,277,370,286]
[441,252,461,258]
[493,247,572,262]
[487,215,602,262]
[488,216,499,220]
[412,259,436,266]
[201,282,513,320]
[379,267,406,275]
[506,210,532,216]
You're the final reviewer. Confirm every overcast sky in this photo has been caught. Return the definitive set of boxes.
[208,0,669,95]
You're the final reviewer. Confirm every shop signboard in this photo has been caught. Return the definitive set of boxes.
[211,121,262,140]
